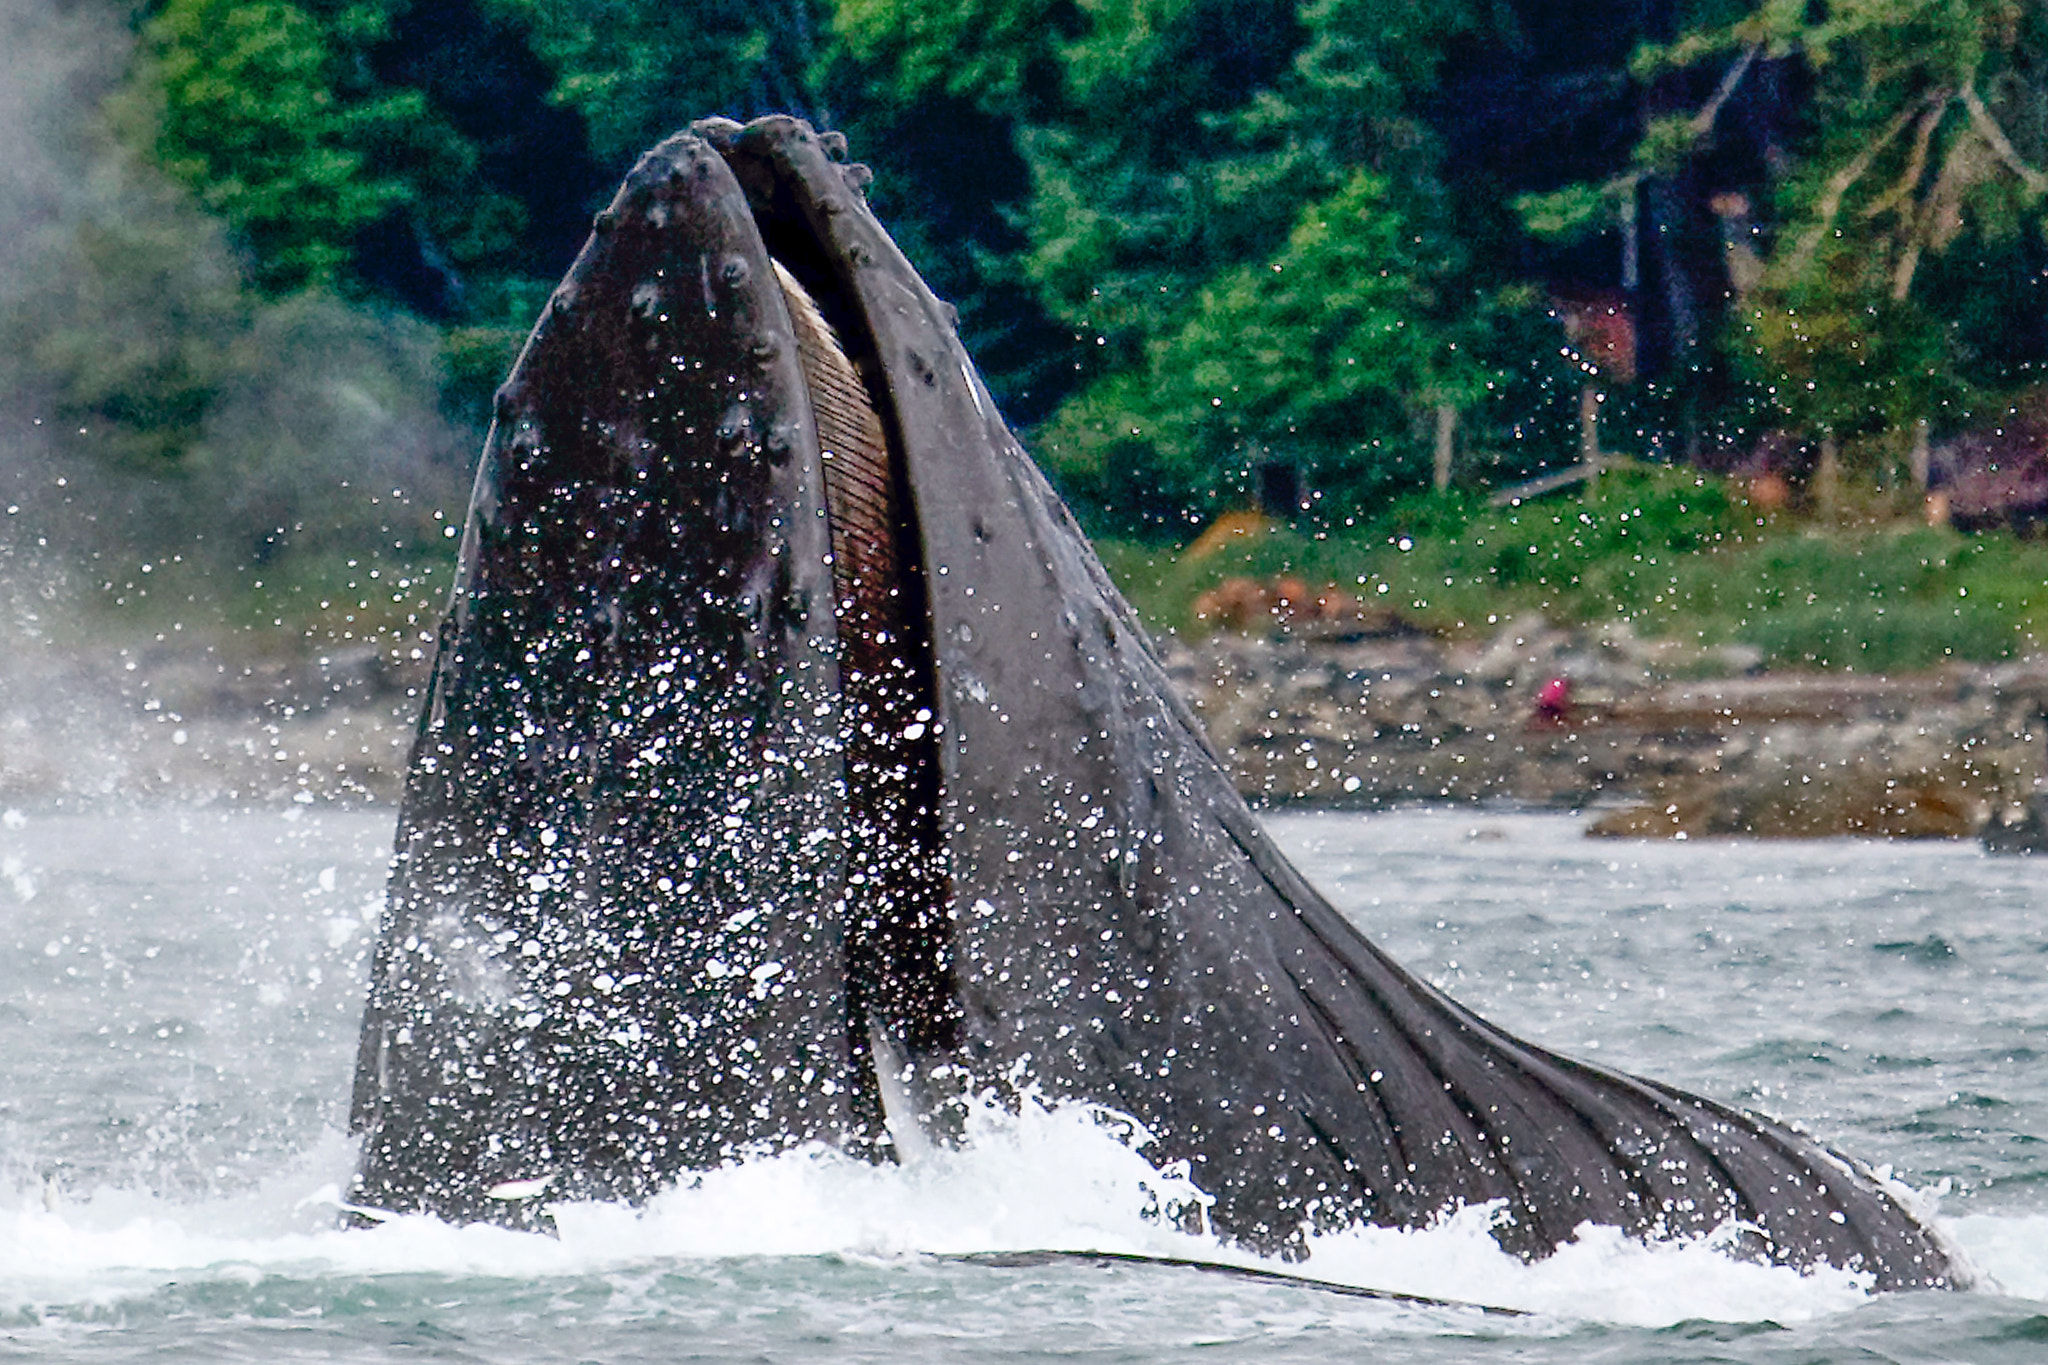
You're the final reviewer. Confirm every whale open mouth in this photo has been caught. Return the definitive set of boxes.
[742,152,964,1116]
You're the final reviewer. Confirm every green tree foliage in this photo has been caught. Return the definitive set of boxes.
[1029,0,1574,527]
[1738,0,2048,438]
[1224,0,1500,204]
[1541,0,2048,449]
[1,0,470,586]
[833,0,1067,115]
[4,140,464,568]
[133,0,419,291]
[1040,172,1531,523]
[35,0,2048,563]
[1019,0,1303,369]
[120,0,628,460]
[133,0,560,308]
[18,182,252,472]
[489,0,821,170]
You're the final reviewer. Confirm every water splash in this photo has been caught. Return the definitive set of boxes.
[3,1092,1994,1330]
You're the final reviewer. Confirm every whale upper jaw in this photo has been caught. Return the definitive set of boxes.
[345,116,1967,1292]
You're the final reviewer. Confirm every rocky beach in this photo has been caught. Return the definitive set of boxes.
[1165,614,2048,839]
[0,626,427,810]
[5,612,2047,841]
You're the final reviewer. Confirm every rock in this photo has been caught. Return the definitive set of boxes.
[1588,765,1986,840]
[1983,793,2048,854]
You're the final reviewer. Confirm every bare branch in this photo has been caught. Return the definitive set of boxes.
[1690,43,1762,137]
[1893,127,1979,300]
[1861,99,1945,221]
[1890,237,1923,302]
[1961,78,2048,194]
[1784,97,1934,277]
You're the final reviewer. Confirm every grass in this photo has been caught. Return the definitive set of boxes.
[71,537,459,664]
[1096,467,2048,671]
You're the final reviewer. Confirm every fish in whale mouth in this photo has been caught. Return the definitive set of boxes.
[347,115,1965,1291]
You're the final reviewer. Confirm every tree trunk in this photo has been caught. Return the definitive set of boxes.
[1433,403,1457,492]
[1816,433,1841,519]
[1579,385,1602,471]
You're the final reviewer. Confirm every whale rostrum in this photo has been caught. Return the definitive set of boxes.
[347,115,1965,1291]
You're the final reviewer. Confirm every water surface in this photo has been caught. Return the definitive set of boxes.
[3,806,2045,1361]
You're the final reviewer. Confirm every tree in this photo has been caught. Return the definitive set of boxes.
[1735,0,2048,442]
[485,0,822,171]
[832,0,1069,117]
[13,168,252,474]
[1018,0,1304,375]
[132,0,419,292]
[1025,0,1577,526]
[1038,171,1539,525]
[1527,0,2048,461]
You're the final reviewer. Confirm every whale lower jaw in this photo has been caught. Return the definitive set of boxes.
[344,116,1967,1292]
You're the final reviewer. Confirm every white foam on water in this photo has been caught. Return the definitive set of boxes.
[0,1094,1990,1330]
[1942,1212,2048,1303]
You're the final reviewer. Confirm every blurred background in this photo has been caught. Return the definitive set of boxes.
[9,0,2048,812]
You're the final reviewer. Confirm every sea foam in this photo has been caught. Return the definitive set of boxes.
[5,1091,2000,1328]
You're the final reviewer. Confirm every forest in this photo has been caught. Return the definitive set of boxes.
[6,0,2048,662]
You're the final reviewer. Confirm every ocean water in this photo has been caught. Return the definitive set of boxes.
[2,804,2046,1362]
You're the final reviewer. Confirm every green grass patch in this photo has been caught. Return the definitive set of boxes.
[1098,467,2048,671]
[76,537,460,661]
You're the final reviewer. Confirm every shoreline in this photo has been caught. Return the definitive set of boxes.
[5,618,2044,840]
[1163,616,2048,839]
[0,629,423,811]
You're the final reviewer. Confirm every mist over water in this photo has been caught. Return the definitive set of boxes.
[0,0,467,820]
[4,805,2047,1361]
[0,0,470,614]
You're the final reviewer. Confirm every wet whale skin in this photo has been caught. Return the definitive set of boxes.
[348,115,1963,1291]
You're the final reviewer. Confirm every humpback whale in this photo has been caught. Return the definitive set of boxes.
[349,115,1963,1291]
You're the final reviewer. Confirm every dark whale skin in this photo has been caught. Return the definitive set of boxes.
[349,115,1965,1291]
